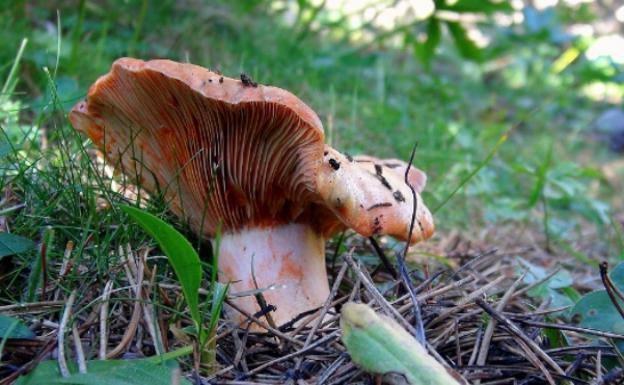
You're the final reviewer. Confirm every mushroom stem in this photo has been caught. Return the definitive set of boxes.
[218,224,330,328]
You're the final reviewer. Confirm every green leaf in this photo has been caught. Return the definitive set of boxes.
[15,358,192,385]
[1,38,28,101]
[519,258,573,289]
[27,227,53,302]
[341,302,460,384]
[561,286,582,303]
[543,327,568,349]
[528,142,553,208]
[121,205,202,326]
[571,263,624,336]
[0,315,35,339]
[437,0,513,14]
[446,21,482,61]
[207,282,228,339]
[519,259,577,311]
[414,18,441,67]
[0,232,35,259]
[609,262,624,289]
[570,290,624,335]
[528,285,574,310]
[0,141,13,158]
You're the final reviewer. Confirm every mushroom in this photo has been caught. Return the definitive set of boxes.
[69,58,434,328]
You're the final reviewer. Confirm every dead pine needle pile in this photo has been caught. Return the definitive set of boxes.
[2,237,623,385]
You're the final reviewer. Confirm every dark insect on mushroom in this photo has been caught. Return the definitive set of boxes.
[377,175,392,190]
[367,202,392,211]
[219,76,224,83]
[329,158,340,170]
[240,73,258,87]
[372,164,392,190]
[374,164,383,176]
[393,190,406,202]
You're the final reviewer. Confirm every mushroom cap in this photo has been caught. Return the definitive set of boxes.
[70,58,434,243]
[70,58,325,236]
[351,155,428,194]
[316,147,434,243]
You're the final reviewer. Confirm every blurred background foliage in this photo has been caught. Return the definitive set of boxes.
[1,0,623,261]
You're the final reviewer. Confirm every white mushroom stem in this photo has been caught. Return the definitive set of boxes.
[218,224,330,328]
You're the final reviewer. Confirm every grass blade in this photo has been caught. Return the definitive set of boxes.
[121,205,202,327]
[1,38,28,99]
[433,131,508,214]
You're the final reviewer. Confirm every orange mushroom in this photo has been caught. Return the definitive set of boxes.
[69,58,434,327]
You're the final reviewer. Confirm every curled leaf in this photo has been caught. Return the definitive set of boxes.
[340,302,461,385]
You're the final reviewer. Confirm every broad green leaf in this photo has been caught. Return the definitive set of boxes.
[15,358,192,385]
[519,259,576,311]
[519,258,573,289]
[0,315,35,339]
[571,262,624,336]
[570,290,624,335]
[0,232,35,259]
[609,262,624,290]
[341,302,461,385]
[528,285,574,310]
[121,205,202,326]
[446,21,482,61]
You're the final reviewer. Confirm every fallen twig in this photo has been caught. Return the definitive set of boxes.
[58,290,77,378]
[99,280,114,360]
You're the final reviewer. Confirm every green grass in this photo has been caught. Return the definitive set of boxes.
[0,0,622,369]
